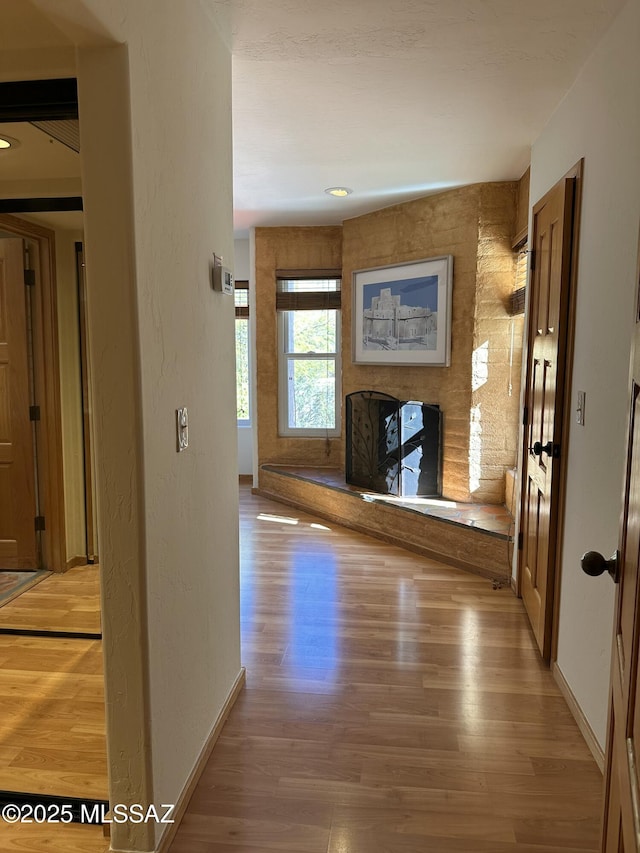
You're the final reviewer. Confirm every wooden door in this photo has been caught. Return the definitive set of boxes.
[520,174,577,659]
[0,238,39,568]
[600,259,640,850]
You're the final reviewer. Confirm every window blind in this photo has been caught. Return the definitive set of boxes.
[276,270,342,311]
[509,242,528,316]
[235,280,249,319]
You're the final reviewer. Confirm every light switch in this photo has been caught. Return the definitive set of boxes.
[576,391,585,426]
[176,407,189,451]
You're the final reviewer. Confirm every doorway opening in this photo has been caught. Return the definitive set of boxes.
[0,78,107,823]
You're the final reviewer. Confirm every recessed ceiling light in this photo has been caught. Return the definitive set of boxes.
[325,186,353,197]
[0,135,19,150]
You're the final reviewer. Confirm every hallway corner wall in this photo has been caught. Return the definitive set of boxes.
[530,0,640,749]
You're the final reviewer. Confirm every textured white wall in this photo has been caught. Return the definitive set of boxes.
[125,9,240,843]
[531,0,640,748]
[32,1,241,850]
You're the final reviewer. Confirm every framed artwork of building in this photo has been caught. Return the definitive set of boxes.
[352,255,453,366]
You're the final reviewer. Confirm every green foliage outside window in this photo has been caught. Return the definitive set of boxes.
[235,318,250,422]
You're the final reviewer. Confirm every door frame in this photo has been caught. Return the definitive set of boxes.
[516,159,584,663]
[0,213,67,571]
[74,240,98,563]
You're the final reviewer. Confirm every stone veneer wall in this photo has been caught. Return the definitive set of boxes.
[255,183,522,504]
[342,183,518,503]
[470,186,524,502]
[255,226,343,467]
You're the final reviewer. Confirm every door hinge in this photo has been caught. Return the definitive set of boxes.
[34,516,46,532]
[24,269,36,287]
[522,405,528,426]
[29,405,40,422]
[518,531,523,551]
[530,249,536,272]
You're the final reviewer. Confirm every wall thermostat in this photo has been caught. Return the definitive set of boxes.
[211,254,234,295]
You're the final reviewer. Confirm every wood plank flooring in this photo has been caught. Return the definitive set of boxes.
[0,635,107,800]
[0,565,101,635]
[0,489,603,852]
[170,487,603,853]
[257,466,512,582]
[0,567,107,852]
[0,821,109,853]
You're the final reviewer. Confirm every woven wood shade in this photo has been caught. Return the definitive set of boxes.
[235,280,249,318]
[276,291,341,311]
[508,243,528,316]
[509,287,526,315]
[276,270,342,311]
[276,269,342,280]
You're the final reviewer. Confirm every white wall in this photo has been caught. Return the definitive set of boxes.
[30,2,242,851]
[530,0,640,748]
[234,237,253,474]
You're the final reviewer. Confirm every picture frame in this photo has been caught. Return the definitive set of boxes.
[352,255,453,366]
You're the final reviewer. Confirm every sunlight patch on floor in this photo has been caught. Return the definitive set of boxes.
[257,513,299,525]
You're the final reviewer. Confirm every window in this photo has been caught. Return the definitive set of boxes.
[509,238,528,316]
[235,280,250,425]
[507,238,528,398]
[276,273,341,436]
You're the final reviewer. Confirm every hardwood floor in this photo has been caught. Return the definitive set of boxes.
[0,565,101,635]
[0,490,602,852]
[168,487,603,853]
[0,821,109,853]
[0,568,108,853]
[0,635,107,800]
[257,465,513,582]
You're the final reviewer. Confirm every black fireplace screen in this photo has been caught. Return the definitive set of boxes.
[345,391,442,497]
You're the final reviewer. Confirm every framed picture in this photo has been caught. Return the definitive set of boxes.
[352,255,453,366]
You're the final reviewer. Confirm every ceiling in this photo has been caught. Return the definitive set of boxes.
[0,122,79,182]
[0,0,628,237]
[212,0,626,235]
[0,0,70,50]
[16,209,83,231]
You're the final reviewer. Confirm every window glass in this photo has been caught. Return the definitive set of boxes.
[285,309,337,354]
[286,358,336,430]
[276,276,341,436]
[235,317,250,422]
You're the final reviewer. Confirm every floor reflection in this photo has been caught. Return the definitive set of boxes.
[287,543,339,683]
[180,487,605,853]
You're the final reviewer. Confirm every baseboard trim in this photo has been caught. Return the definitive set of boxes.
[155,667,246,853]
[239,474,253,483]
[552,661,604,772]
[65,556,86,570]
